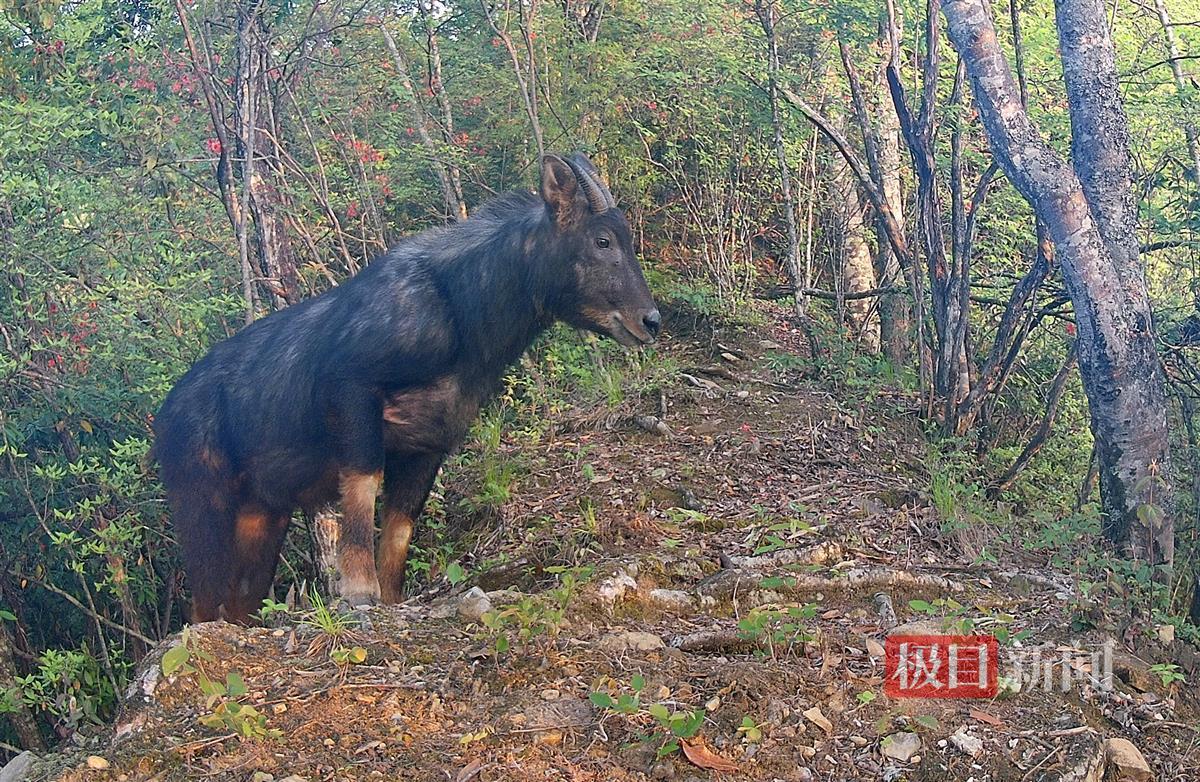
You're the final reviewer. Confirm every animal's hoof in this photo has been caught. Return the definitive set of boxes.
[337,581,381,608]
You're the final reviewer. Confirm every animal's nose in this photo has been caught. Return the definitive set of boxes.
[642,309,662,339]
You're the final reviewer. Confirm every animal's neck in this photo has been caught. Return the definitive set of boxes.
[436,203,559,381]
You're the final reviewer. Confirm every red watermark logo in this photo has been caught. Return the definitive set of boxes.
[885,634,999,699]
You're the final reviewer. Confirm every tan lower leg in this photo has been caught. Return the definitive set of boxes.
[337,470,382,603]
[378,510,413,604]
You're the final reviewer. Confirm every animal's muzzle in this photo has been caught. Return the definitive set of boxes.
[642,308,662,340]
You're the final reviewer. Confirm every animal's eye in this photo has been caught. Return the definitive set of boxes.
[595,237,610,249]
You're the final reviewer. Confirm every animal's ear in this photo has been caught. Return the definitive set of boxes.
[540,154,585,224]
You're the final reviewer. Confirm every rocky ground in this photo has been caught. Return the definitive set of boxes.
[8,303,1199,781]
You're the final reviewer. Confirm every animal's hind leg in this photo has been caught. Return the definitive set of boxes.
[378,452,445,604]
[223,504,290,624]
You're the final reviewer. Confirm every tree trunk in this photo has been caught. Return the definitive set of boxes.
[943,0,1173,566]
[417,1,469,220]
[0,620,44,751]
[755,0,805,320]
[1150,0,1200,194]
[381,23,464,222]
[831,157,881,352]
[236,0,300,309]
[873,26,912,367]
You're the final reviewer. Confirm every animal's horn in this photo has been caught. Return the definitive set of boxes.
[565,155,616,213]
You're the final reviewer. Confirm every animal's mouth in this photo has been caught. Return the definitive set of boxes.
[609,312,655,347]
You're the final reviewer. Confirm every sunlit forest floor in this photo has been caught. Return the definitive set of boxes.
[24,303,1200,781]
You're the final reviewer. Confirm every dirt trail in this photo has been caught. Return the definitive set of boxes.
[18,305,1200,781]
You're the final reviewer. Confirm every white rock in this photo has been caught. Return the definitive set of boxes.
[596,631,665,653]
[950,727,983,758]
[881,732,921,762]
[456,587,492,622]
[597,571,638,612]
[0,752,36,782]
[648,589,694,611]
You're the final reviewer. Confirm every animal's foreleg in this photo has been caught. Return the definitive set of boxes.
[379,452,445,604]
[337,469,383,605]
[225,506,290,624]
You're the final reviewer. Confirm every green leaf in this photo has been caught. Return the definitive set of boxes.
[914,714,939,731]
[446,562,466,585]
[908,599,934,614]
[161,643,191,676]
[631,674,646,692]
[646,703,670,722]
[589,691,617,710]
[225,672,247,698]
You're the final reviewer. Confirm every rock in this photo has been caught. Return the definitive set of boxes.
[649,759,677,779]
[540,688,561,701]
[704,696,720,712]
[597,571,639,612]
[849,735,869,748]
[865,637,886,658]
[0,752,37,782]
[1103,738,1152,782]
[949,727,983,758]
[759,339,783,350]
[597,630,665,653]
[1155,624,1174,645]
[85,756,111,770]
[456,587,492,622]
[881,732,921,762]
[791,769,815,782]
[522,695,594,731]
[648,589,694,612]
[533,729,563,747]
[802,706,833,735]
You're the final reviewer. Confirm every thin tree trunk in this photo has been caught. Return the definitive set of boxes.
[989,345,1078,495]
[874,20,912,367]
[755,0,804,320]
[381,23,462,221]
[417,1,469,219]
[481,0,545,162]
[944,0,1173,566]
[237,0,300,310]
[0,620,44,751]
[830,154,881,352]
[173,0,255,324]
[1151,0,1200,192]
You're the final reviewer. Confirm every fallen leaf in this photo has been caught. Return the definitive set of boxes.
[455,759,483,782]
[681,738,738,772]
[968,708,1004,727]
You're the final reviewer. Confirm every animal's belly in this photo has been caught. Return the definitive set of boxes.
[382,377,479,455]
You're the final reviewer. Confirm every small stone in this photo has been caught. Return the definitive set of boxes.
[798,745,817,759]
[792,768,815,782]
[1103,737,1152,781]
[881,732,921,762]
[849,735,869,748]
[541,688,561,701]
[277,776,308,782]
[597,571,639,612]
[533,729,563,746]
[649,759,677,779]
[272,703,288,714]
[250,773,273,782]
[1156,624,1175,645]
[596,631,665,653]
[456,587,492,622]
[704,696,720,712]
[86,756,110,770]
[802,706,833,735]
[949,727,983,758]
[648,589,694,612]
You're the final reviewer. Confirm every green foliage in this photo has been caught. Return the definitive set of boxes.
[736,603,818,659]
[160,628,279,740]
[590,675,707,758]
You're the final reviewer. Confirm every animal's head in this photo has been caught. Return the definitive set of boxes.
[540,152,660,347]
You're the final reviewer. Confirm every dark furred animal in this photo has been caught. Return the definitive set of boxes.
[154,154,659,622]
